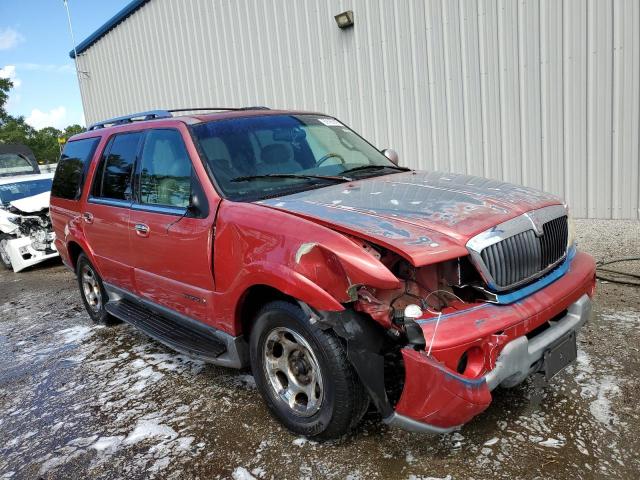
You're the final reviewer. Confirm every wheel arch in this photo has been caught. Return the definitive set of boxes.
[236,284,294,338]
[66,240,85,270]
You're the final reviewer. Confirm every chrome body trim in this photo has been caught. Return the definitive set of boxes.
[383,412,459,435]
[466,204,568,291]
[131,202,187,216]
[87,196,132,208]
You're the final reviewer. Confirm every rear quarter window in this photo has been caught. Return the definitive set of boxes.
[51,137,101,200]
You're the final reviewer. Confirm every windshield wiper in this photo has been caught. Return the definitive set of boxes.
[341,164,412,175]
[230,173,353,183]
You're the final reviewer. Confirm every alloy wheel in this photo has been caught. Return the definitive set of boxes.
[263,326,324,417]
[80,264,102,312]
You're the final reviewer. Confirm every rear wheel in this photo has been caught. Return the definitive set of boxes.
[0,234,12,270]
[250,301,369,440]
[76,253,119,325]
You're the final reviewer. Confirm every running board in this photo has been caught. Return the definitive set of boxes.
[103,283,248,368]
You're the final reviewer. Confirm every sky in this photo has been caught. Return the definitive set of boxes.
[0,0,131,129]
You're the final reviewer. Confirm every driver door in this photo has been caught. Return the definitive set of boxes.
[129,128,216,323]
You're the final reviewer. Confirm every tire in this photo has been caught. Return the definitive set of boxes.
[0,234,13,270]
[76,253,119,325]
[250,301,369,440]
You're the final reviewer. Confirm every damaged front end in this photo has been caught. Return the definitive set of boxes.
[0,200,58,272]
[305,232,596,434]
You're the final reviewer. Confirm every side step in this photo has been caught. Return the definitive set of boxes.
[105,299,227,362]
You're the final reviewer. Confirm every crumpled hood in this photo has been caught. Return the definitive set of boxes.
[9,191,51,214]
[257,171,562,265]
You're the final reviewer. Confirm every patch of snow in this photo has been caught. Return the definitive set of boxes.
[538,437,565,448]
[58,325,94,344]
[408,475,452,480]
[91,435,124,454]
[484,437,499,446]
[572,349,622,429]
[232,467,257,480]
[124,420,178,445]
[251,466,266,478]
[67,435,98,447]
[292,437,316,447]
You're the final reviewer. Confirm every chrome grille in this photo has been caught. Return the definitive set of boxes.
[479,215,568,289]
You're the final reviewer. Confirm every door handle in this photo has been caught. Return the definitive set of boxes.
[134,223,150,237]
[82,212,94,224]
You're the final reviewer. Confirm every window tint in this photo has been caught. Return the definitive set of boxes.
[0,153,37,176]
[94,132,142,200]
[138,129,192,208]
[51,137,100,200]
[0,178,52,205]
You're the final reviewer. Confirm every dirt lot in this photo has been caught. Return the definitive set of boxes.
[1,219,639,480]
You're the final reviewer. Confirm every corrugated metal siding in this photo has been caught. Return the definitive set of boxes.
[75,0,640,219]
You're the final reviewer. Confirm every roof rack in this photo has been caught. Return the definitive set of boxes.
[87,106,271,131]
[87,110,172,131]
[168,106,270,113]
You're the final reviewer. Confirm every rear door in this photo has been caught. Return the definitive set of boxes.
[129,128,215,322]
[83,132,143,291]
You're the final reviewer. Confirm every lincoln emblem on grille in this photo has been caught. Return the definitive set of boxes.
[524,212,545,236]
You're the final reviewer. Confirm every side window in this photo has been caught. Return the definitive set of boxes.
[51,137,100,200]
[93,132,142,200]
[138,129,192,208]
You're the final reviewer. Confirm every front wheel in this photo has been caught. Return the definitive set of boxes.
[76,253,119,325]
[250,301,369,440]
[0,234,12,270]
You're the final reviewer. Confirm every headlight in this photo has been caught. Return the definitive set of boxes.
[566,209,576,249]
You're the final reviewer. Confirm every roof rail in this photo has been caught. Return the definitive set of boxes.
[87,110,172,131]
[168,106,271,113]
[87,106,271,131]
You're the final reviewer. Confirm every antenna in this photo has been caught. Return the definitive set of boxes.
[63,1,79,63]
[63,1,89,80]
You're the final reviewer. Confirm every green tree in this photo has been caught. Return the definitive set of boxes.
[0,75,85,164]
[0,77,13,121]
[63,124,84,138]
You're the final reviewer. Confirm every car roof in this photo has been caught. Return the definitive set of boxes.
[68,109,327,142]
[0,172,54,186]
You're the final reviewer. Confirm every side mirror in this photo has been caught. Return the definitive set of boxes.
[382,148,399,166]
[187,176,210,218]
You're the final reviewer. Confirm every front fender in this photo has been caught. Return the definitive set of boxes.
[235,261,345,312]
[213,201,400,334]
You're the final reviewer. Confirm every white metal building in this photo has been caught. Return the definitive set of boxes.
[72,0,640,219]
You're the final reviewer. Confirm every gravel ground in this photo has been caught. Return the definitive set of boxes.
[0,219,639,480]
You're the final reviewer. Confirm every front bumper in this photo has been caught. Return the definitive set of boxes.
[5,235,59,273]
[386,251,596,434]
[485,294,590,390]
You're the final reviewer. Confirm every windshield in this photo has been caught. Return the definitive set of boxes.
[191,114,403,201]
[0,153,38,177]
[0,178,52,205]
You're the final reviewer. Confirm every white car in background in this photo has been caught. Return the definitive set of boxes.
[0,173,59,272]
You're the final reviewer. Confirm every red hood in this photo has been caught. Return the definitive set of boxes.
[257,171,563,266]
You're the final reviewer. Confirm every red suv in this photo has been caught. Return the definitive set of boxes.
[50,108,596,439]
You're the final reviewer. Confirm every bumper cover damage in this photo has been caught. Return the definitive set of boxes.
[388,293,591,434]
[318,251,596,435]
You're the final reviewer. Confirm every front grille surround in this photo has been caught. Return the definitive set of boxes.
[466,205,569,292]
